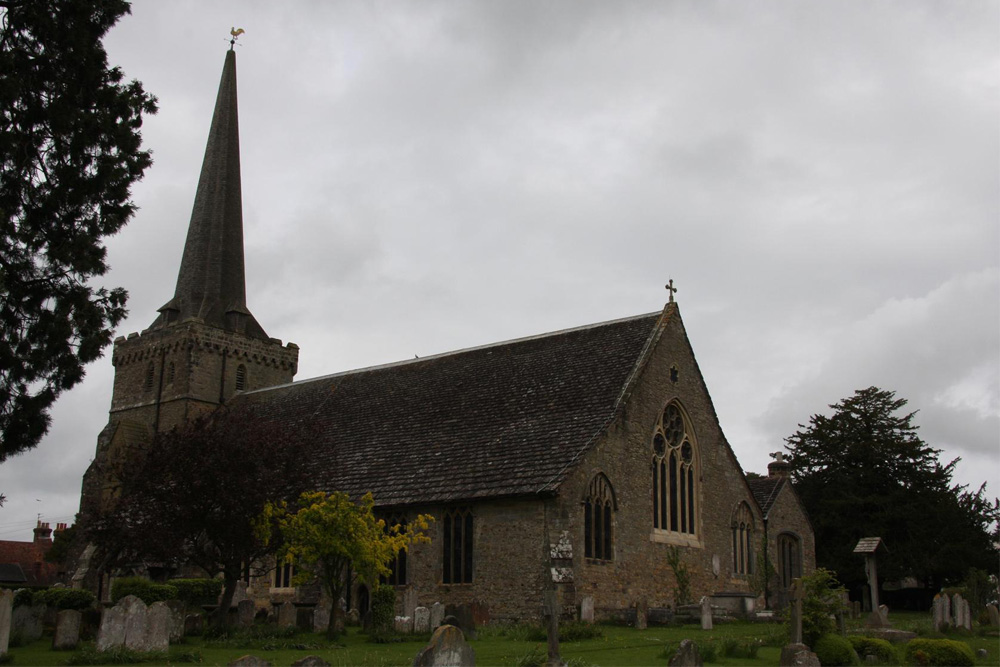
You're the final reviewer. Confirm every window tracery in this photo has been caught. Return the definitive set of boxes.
[731,502,755,576]
[442,507,473,584]
[652,402,698,538]
[583,473,616,561]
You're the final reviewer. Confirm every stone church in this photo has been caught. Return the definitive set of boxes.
[76,49,815,622]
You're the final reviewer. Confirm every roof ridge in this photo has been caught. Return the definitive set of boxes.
[243,310,662,396]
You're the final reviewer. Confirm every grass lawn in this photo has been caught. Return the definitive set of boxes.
[3,613,996,666]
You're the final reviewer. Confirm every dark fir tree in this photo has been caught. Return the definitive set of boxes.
[89,404,313,628]
[785,387,998,598]
[0,0,156,458]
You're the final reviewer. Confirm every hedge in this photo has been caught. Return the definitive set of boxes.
[110,577,178,605]
[903,638,975,667]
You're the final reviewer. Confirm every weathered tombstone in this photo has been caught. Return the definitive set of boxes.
[635,599,648,630]
[430,602,445,630]
[668,638,703,667]
[987,603,999,627]
[779,643,821,666]
[404,588,419,619]
[395,615,413,634]
[238,599,256,628]
[414,606,431,633]
[313,605,330,633]
[443,603,477,640]
[96,598,128,651]
[230,581,248,607]
[229,656,272,667]
[580,596,595,624]
[931,594,945,632]
[789,579,804,645]
[122,596,150,651]
[292,657,331,667]
[277,601,297,628]
[699,596,713,631]
[412,624,476,667]
[53,609,82,650]
[184,613,204,637]
[166,600,185,642]
[952,594,965,629]
[0,590,13,656]
[142,601,171,652]
[854,537,889,627]
[12,603,44,641]
[960,598,972,631]
[877,604,889,625]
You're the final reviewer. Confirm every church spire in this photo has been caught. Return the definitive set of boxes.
[151,49,268,339]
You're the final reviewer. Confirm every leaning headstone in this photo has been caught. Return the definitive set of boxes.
[229,656,272,667]
[668,638,703,667]
[292,657,331,667]
[412,624,476,666]
[987,603,999,627]
[580,596,595,623]
[699,596,713,631]
[141,601,171,652]
[0,590,13,656]
[12,603,44,641]
[96,597,129,651]
[122,596,150,651]
[236,599,255,628]
[780,643,821,666]
[635,599,648,630]
[414,606,431,633]
[395,615,413,634]
[313,605,330,633]
[53,609,82,650]
[430,602,445,630]
[277,601,297,628]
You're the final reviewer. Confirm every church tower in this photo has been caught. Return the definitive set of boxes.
[78,49,298,552]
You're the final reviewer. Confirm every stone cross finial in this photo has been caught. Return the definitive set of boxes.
[665,279,678,303]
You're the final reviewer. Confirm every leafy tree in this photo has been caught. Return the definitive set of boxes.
[259,490,432,639]
[785,387,998,595]
[0,0,157,458]
[89,404,311,627]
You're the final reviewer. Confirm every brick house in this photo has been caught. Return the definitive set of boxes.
[0,521,64,588]
[75,48,815,621]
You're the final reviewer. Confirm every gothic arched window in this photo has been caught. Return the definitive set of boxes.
[652,401,698,537]
[235,364,248,391]
[778,532,802,588]
[583,473,616,561]
[442,507,473,584]
[382,514,408,586]
[144,361,155,392]
[731,502,755,576]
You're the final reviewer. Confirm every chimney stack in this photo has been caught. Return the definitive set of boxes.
[33,521,53,544]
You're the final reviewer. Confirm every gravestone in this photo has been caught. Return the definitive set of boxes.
[851,601,861,619]
[395,615,413,634]
[976,649,988,660]
[142,601,171,652]
[779,643,820,666]
[166,600,185,642]
[413,624,476,666]
[0,590,12,656]
[230,581,248,607]
[238,599,255,628]
[635,599,648,630]
[404,588,419,619]
[292,657,331,667]
[960,597,972,631]
[952,594,966,630]
[430,602,445,630]
[580,596,595,623]
[12,603,44,641]
[699,596,713,630]
[53,609,82,650]
[443,604,477,639]
[277,601,297,628]
[414,606,431,633]
[122,596,149,651]
[229,656,272,667]
[931,594,946,632]
[96,597,128,651]
[313,605,330,633]
[987,603,999,627]
[668,638,703,667]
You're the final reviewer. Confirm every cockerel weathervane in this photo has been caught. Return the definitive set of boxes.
[229,27,245,50]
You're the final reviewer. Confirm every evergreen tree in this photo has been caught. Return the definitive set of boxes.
[0,0,156,458]
[785,387,998,593]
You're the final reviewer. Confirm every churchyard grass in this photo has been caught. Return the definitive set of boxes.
[3,615,995,666]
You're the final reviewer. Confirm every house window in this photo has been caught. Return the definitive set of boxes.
[235,364,248,391]
[442,507,473,584]
[274,560,296,588]
[778,533,801,588]
[584,473,616,561]
[731,502,755,576]
[382,514,408,586]
[144,361,155,392]
[652,402,698,536]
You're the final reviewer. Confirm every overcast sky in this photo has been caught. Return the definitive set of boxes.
[2,1,997,541]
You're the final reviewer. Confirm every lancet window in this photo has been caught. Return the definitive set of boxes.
[651,401,698,536]
[731,502,755,575]
[583,473,616,561]
[382,514,408,586]
[778,533,802,588]
[442,507,473,584]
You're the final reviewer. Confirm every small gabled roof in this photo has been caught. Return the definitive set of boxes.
[747,476,785,517]
[236,309,668,507]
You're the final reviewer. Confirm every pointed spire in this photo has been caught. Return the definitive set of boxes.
[151,49,268,339]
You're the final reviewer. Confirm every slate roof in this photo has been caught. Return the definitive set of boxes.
[235,310,666,507]
[747,477,785,516]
